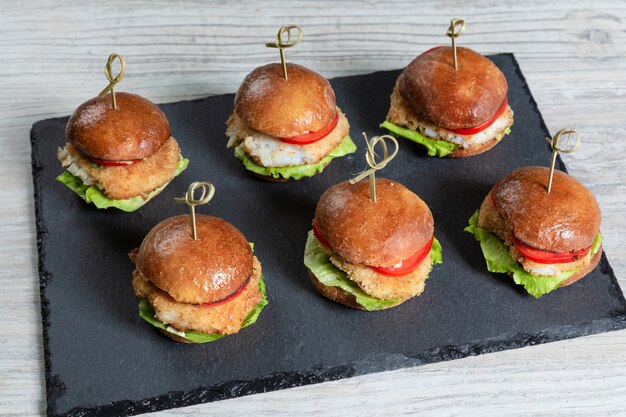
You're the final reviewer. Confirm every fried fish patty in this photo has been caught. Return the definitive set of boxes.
[386,82,513,148]
[314,234,432,301]
[330,252,430,301]
[133,256,263,335]
[478,195,595,277]
[57,136,181,200]
[226,107,349,167]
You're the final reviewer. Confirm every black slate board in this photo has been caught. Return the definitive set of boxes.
[31,54,626,417]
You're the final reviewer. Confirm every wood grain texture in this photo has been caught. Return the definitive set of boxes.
[0,0,625,416]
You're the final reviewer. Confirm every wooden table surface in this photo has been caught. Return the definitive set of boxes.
[1,1,625,415]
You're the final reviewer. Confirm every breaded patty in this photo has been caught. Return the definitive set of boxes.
[478,195,595,276]
[386,82,513,148]
[226,108,349,167]
[330,252,430,301]
[57,136,182,200]
[478,195,512,245]
[133,256,263,335]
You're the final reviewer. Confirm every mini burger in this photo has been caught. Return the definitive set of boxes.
[304,178,442,310]
[381,46,513,158]
[465,166,603,298]
[130,215,268,343]
[226,63,355,181]
[57,92,188,211]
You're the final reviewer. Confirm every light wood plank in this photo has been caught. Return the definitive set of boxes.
[0,1,624,416]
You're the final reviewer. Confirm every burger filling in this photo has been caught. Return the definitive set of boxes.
[226,108,356,180]
[329,251,432,301]
[227,108,349,166]
[133,255,268,343]
[465,195,603,298]
[381,83,513,157]
[56,137,188,211]
[303,231,443,311]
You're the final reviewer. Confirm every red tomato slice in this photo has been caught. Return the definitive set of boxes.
[201,278,250,308]
[277,112,339,145]
[372,234,434,277]
[511,234,591,264]
[91,157,142,167]
[447,97,508,136]
[313,220,331,248]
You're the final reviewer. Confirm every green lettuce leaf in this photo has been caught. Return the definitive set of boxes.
[139,274,268,343]
[234,135,356,180]
[380,122,512,158]
[464,211,602,298]
[56,157,189,212]
[303,231,443,311]
[496,126,512,141]
[591,232,604,254]
[380,120,457,157]
[430,237,443,265]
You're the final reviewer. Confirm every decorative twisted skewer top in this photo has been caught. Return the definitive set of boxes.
[545,129,581,193]
[350,133,399,203]
[175,181,216,240]
[98,53,126,110]
[265,25,303,80]
[446,18,466,70]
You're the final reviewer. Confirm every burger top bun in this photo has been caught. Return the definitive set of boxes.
[235,63,337,138]
[399,46,508,130]
[491,166,601,253]
[315,178,434,268]
[134,215,254,304]
[66,92,171,161]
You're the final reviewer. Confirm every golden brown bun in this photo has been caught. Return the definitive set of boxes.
[492,166,601,252]
[234,63,336,138]
[66,92,170,161]
[308,270,402,311]
[559,247,602,287]
[448,137,500,158]
[134,215,253,304]
[399,46,507,130]
[315,178,434,268]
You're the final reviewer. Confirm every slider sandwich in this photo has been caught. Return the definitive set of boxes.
[226,63,355,181]
[381,46,513,157]
[304,179,442,310]
[465,166,603,298]
[131,215,268,343]
[57,92,188,211]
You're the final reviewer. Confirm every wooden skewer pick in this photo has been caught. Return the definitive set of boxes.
[98,53,126,110]
[265,25,303,80]
[545,128,581,193]
[446,18,466,70]
[350,133,399,203]
[175,181,215,240]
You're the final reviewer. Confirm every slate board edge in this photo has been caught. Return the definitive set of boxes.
[30,120,60,417]
[29,53,626,417]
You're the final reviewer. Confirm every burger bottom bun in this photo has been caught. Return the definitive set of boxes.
[448,137,500,158]
[158,328,193,344]
[307,270,403,311]
[559,247,602,287]
[251,172,291,183]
